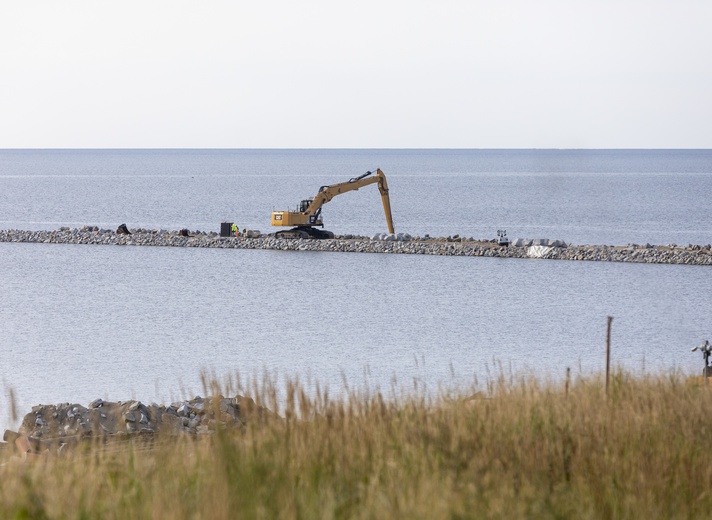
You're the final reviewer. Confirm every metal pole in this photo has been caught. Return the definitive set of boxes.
[606,316,613,397]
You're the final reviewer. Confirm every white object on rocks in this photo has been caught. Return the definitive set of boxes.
[527,246,553,258]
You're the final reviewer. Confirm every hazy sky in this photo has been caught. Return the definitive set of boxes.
[1,0,710,148]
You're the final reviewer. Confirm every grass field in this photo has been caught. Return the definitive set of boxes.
[2,370,712,519]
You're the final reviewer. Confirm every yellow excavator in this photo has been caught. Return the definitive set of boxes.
[271,168,395,239]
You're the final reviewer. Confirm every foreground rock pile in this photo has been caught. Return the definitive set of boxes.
[2,395,272,456]
[1,227,711,265]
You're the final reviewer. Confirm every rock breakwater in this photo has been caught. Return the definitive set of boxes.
[2,395,275,457]
[1,227,711,266]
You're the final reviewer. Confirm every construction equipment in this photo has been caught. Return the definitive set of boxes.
[691,340,712,378]
[271,168,395,239]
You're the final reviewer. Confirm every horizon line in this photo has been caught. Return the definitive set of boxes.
[2,147,711,152]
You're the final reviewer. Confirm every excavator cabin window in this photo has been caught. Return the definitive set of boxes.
[299,199,312,212]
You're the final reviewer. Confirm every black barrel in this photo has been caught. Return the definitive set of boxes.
[220,222,233,237]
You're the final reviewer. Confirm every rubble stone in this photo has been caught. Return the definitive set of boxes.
[0,228,710,266]
[8,394,271,453]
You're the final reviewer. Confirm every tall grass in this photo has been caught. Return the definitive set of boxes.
[2,370,712,519]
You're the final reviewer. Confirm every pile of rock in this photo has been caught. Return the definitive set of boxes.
[1,227,711,266]
[371,232,413,241]
[553,244,712,265]
[512,238,568,248]
[3,395,274,456]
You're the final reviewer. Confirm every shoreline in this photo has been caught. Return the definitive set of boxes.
[1,227,711,265]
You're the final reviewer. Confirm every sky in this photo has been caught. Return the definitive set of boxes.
[1,0,711,148]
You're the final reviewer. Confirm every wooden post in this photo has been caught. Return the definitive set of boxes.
[606,316,613,397]
[565,367,571,399]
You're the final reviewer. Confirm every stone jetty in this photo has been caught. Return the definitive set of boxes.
[1,227,711,266]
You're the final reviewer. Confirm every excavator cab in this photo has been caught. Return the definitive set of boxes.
[299,199,312,212]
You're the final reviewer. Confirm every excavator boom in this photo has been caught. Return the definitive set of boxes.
[271,169,395,237]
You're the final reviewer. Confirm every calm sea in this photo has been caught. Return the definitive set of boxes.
[1,149,711,429]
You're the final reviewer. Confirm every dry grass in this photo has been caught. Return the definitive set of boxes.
[2,370,712,519]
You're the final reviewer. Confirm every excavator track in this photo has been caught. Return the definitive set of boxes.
[274,227,334,240]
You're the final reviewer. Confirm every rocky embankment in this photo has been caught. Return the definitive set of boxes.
[2,395,274,457]
[1,227,711,265]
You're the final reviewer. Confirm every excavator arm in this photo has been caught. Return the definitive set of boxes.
[304,169,394,234]
[271,168,395,236]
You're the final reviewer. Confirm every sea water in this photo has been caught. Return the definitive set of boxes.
[1,149,711,429]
